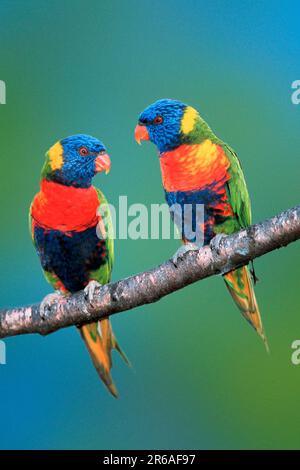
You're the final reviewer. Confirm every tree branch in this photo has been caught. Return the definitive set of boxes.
[0,205,299,339]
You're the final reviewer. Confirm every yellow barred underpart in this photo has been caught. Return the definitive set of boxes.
[48,141,64,170]
[180,106,199,134]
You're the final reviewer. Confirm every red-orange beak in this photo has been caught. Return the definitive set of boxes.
[95,153,111,174]
[134,124,150,145]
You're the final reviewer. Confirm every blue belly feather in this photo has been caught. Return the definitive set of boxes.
[34,224,107,292]
[165,187,228,245]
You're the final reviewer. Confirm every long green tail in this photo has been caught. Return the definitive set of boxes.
[80,319,130,397]
[224,265,269,352]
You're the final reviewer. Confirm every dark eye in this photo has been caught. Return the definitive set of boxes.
[79,147,89,156]
[153,116,163,124]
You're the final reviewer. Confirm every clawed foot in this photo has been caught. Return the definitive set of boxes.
[40,292,63,320]
[84,280,102,304]
[172,243,199,267]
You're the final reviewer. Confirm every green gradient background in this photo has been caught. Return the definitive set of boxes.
[0,0,299,449]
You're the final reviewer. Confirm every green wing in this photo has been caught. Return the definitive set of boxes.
[88,187,114,285]
[223,143,252,229]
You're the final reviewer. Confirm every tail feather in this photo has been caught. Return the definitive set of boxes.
[224,265,269,352]
[99,318,113,370]
[80,319,128,397]
[112,335,132,368]
[100,318,131,368]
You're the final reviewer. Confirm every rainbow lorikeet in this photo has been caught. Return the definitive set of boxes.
[30,134,128,397]
[135,99,268,350]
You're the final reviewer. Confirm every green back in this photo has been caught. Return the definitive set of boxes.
[222,143,252,229]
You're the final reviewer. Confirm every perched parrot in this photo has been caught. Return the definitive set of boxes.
[30,134,128,397]
[135,99,268,350]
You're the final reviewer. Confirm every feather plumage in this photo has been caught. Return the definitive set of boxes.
[30,135,127,397]
[136,99,268,349]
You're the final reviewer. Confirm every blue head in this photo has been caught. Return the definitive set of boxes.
[42,134,111,188]
[135,99,190,153]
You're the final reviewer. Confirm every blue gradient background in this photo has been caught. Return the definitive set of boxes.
[0,0,299,449]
